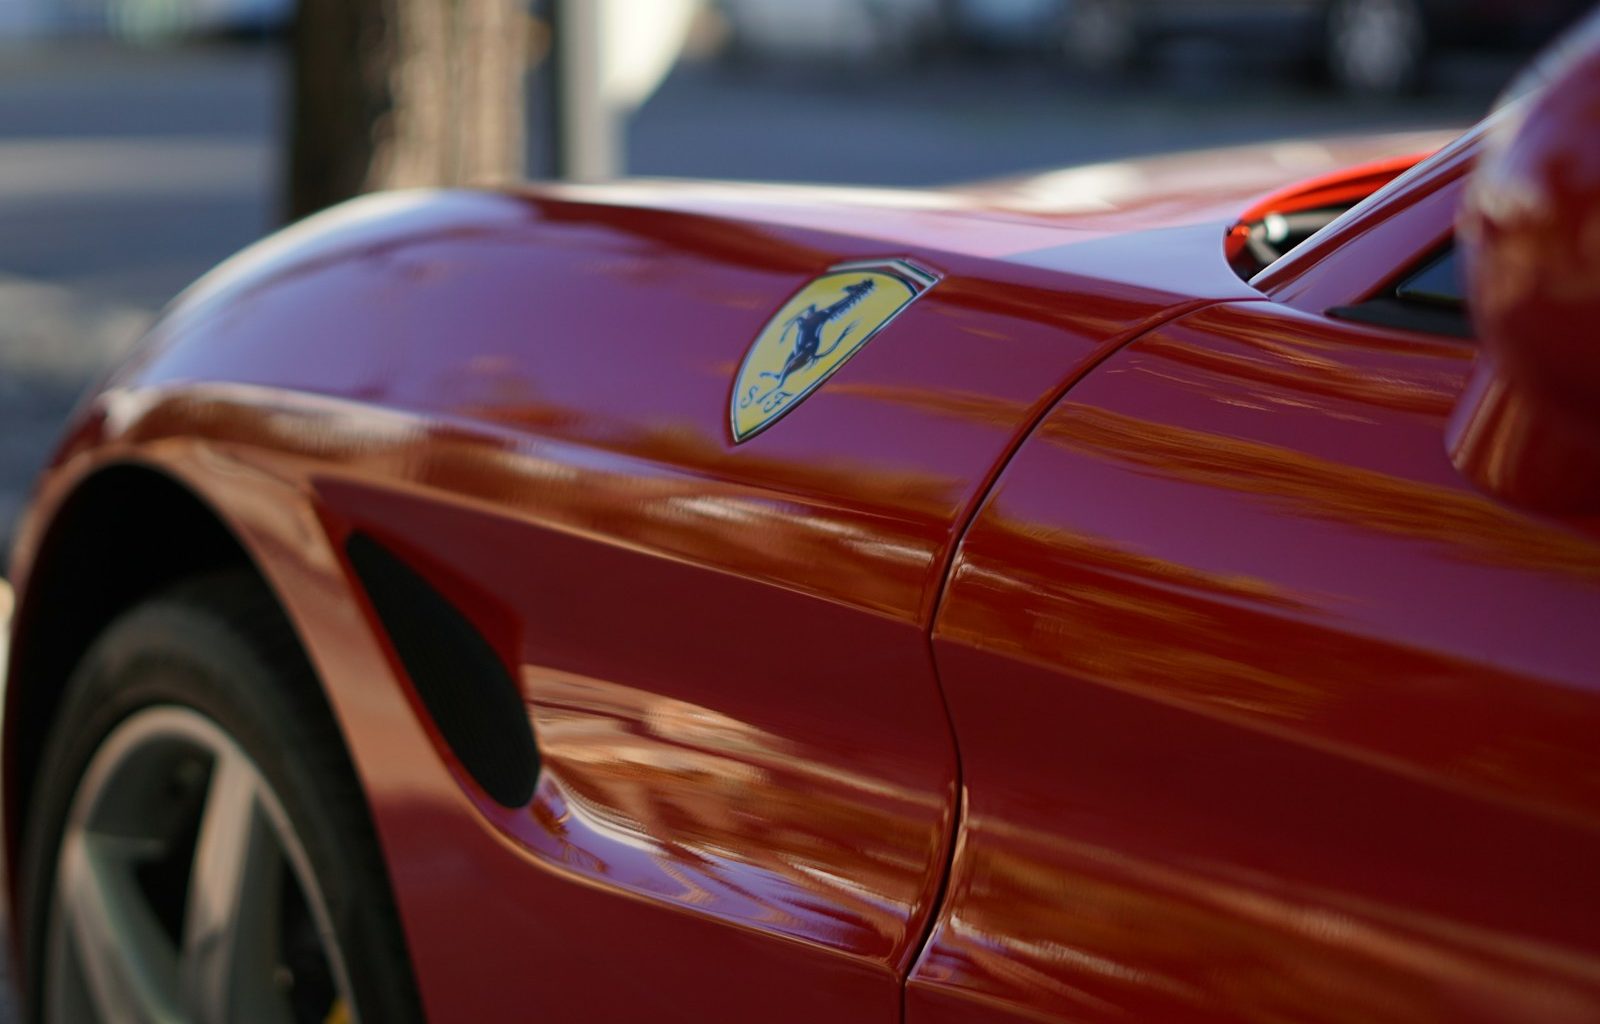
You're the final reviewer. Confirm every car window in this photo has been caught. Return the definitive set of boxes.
[1394,246,1465,307]
[1329,242,1472,341]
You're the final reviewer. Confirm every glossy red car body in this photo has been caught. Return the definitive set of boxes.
[7,29,1600,1024]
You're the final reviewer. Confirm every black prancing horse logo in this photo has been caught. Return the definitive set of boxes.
[739,279,876,415]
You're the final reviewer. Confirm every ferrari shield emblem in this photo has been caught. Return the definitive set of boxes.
[732,259,940,442]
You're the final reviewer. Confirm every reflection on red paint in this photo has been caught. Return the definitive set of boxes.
[918,301,1600,1024]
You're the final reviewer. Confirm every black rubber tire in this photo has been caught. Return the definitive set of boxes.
[17,571,424,1024]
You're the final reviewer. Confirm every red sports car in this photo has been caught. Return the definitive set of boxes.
[5,16,1600,1024]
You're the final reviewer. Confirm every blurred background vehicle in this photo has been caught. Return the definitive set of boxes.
[1060,0,1594,94]
[715,0,1591,93]
[941,0,1064,52]
[718,0,945,62]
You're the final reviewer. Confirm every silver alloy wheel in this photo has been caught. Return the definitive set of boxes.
[44,706,358,1024]
[1328,0,1426,94]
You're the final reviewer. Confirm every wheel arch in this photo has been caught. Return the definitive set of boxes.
[2,461,320,915]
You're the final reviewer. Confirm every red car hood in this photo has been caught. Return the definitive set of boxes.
[537,129,1458,262]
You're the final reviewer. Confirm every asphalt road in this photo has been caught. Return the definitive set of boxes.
[0,35,1517,1017]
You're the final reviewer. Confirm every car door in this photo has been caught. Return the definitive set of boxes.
[912,221,1600,1018]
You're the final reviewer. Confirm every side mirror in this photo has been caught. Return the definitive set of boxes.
[1450,29,1600,514]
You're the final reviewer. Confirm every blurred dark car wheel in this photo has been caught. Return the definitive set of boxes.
[1323,0,1430,94]
[18,572,423,1024]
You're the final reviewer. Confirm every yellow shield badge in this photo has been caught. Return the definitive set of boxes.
[732,259,940,442]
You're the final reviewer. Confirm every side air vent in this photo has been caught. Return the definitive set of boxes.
[345,532,539,807]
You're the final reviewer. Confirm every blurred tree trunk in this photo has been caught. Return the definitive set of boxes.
[287,0,527,221]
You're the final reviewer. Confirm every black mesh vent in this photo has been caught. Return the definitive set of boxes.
[345,532,539,807]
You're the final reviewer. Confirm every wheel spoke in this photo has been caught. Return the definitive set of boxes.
[180,747,291,1024]
[46,706,350,1024]
[54,832,185,1023]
